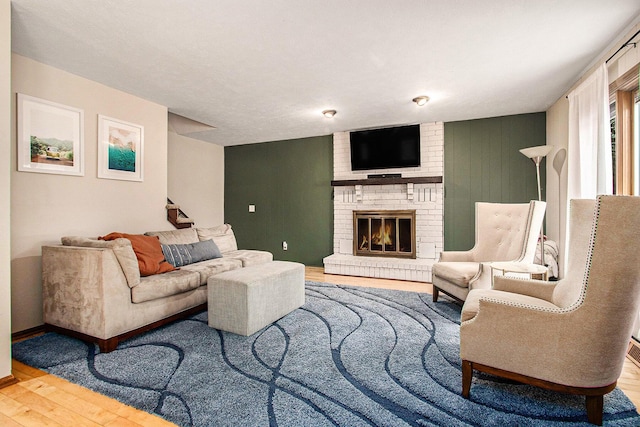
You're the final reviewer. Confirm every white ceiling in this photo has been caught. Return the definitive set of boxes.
[10,0,640,146]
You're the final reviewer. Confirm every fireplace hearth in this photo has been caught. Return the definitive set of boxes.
[354,210,416,258]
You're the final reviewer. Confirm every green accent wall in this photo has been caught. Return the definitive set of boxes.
[224,135,333,266]
[444,113,546,251]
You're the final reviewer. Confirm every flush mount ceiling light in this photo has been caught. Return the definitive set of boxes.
[322,109,337,118]
[412,96,430,106]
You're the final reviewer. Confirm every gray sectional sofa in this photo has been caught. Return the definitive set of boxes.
[42,224,272,352]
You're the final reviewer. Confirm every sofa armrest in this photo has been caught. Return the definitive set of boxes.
[492,275,557,302]
[42,245,134,340]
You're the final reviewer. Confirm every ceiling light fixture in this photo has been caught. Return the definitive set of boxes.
[412,96,430,106]
[322,109,337,118]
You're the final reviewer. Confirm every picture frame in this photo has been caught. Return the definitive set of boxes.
[17,93,84,176]
[98,115,144,182]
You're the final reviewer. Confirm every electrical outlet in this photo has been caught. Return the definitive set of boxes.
[282,241,288,251]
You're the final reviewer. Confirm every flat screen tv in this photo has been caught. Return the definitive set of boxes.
[350,124,421,171]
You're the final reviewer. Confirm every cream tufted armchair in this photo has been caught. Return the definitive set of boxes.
[431,200,546,302]
[460,196,640,425]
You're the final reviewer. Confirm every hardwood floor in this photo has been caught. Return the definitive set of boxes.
[2,266,638,426]
[2,360,177,426]
[305,266,434,294]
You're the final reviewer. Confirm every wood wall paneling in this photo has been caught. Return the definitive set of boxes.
[444,113,546,251]
[224,136,333,266]
[226,114,544,258]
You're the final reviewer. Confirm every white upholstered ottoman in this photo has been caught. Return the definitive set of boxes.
[207,260,305,336]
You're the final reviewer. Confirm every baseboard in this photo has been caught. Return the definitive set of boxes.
[627,339,640,369]
[0,374,18,389]
[11,325,46,342]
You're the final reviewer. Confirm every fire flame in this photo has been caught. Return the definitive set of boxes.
[371,224,393,246]
[360,224,393,250]
[359,235,368,250]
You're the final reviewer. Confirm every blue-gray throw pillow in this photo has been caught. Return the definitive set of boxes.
[161,239,222,267]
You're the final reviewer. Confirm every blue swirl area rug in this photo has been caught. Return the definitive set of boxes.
[12,282,640,426]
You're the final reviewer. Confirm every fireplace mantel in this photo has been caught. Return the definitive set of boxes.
[331,176,442,186]
[331,176,442,201]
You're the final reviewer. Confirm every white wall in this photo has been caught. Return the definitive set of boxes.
[546,17,640,278]
[11,54,170,332]
[168,131,224,227]
[1,0,12,382]
[545,98,569,276]
[607,21,640,83]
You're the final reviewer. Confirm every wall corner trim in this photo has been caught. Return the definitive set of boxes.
[0,374,19,389]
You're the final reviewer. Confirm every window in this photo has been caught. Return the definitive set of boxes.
[610,65,640,195]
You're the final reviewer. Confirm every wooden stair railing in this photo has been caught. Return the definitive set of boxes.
[166,198,194,229]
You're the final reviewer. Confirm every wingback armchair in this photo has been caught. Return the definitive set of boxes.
[460,196,640,425]
[431,200,546,302]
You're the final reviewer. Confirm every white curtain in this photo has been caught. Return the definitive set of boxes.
[567,63,613,200]
[563,63,612,278]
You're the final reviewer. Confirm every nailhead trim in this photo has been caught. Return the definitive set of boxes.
[462,196,604,323]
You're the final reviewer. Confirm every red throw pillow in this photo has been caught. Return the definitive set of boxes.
[100,232,175,276]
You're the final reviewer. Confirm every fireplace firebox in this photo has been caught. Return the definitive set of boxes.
[353,210,416,258]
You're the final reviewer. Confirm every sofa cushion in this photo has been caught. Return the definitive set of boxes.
[161,239,222,267]
[181,257,243,285]
[145,228,199,245]
[101,233,175,277]
[196,224,238,253]
[131,269,201,303]
[62,236,141,288]
[431,262,481,288]
[223,249,273,267]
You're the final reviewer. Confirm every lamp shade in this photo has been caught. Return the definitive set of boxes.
[519,145,554,159]
[519,144,553,265]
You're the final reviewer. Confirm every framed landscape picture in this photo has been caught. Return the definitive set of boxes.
[17,93,84,176]
[98,115,144,182]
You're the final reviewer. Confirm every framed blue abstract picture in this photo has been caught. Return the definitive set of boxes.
[98,115,144,182]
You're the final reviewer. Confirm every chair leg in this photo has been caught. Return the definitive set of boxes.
[462,360,472,398]
[432,286,439,302]
[585,395,604,426]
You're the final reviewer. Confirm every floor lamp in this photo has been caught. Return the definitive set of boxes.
[519,145,554,266]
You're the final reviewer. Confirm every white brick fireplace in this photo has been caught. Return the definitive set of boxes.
[323,122,444,282]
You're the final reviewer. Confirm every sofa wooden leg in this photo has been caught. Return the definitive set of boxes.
[586,394,604,425]
[432,287,439,302]
[462,360,472,398]
[98,337,119,353]
[464,361,614,425]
